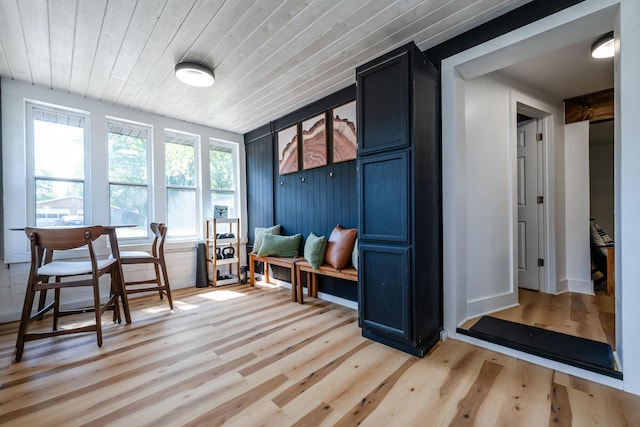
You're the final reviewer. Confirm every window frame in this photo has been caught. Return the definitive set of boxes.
[26,101,91,229]
[165,129,201,239]
[2,81,244,264]
[106,117,153,242]
[209,138,240,220]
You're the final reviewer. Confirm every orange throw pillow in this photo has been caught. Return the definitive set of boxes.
[325,224,358,269]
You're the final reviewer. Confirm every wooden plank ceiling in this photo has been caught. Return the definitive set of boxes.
[0,0,530,134]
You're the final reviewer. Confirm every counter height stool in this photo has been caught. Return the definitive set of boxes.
[119,222,173,309]
[16,226,123,361]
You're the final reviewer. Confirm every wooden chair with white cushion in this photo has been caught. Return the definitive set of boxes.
[16,226,122,361]
[119,222,173,309]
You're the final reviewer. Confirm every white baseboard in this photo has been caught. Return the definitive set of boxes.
[561,278,594,295]
[467,291,519,320]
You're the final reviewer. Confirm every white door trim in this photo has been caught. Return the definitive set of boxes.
[511,95,556,295]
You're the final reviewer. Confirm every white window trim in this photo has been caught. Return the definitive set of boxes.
[106,116,154,244]
[2,79,244,264]
[165,129,201,239]
[26,101,92,231]
[209,138,240,221]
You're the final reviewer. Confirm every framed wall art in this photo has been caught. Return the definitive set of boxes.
[277,125,299,175]
[301,113,327,170]
[332,100,357,163]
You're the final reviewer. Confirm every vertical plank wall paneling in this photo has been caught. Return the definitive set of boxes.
[245,85,358,301]
[245,131,274,244]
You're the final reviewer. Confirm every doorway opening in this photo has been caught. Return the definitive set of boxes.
[457,97,619,378]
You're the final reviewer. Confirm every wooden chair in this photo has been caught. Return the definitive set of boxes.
[16,226,123,361]
[119,222,173,309]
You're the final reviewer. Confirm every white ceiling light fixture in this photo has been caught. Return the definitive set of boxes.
[175,62,215,87]
[590,32,614,59]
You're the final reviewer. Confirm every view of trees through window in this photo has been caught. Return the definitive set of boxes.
[108,121,149,238]
[166,131,198,237]
[33,106,86,227]
[29,103,239,239]
[210,142,236,218]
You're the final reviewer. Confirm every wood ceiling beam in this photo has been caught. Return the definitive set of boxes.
[564,88,614,124]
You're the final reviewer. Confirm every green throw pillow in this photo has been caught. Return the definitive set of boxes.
[257,233,302,258]
[352,238,358,270]
[252,225,281,254]
[304,232,327,269]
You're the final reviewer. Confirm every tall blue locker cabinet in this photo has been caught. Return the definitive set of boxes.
[356,42,442,357]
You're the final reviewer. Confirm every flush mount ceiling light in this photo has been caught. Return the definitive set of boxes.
[590,32,614,59]
[174,62,215,87]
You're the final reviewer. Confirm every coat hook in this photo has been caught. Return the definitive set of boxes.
[329,171,334,177]
[301,177,306,183]
[279,181,285,186]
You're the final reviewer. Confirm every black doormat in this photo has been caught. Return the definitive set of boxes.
[462,316,621,379]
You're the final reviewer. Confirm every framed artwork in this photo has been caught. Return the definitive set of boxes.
[332,100,357,163]
[302,113,327,170]
[278,125,299,175]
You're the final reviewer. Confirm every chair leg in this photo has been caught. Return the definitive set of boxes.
[109,272,122,324]
[93,281,103,347]
[53,287,61,331]
[160,260,173,309]
[37,287,48,320]
[153,263,164,301]
[15,278,37,361]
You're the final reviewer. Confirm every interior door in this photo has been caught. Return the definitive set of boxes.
[517,119,540,290]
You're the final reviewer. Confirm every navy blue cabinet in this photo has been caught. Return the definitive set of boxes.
[359,243,411,340]
[359,151,409,243]
[357,42,441,357]
[358,52,409,154]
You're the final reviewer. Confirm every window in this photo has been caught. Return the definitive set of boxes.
[210,139,238,218]
[30,104,87,227]
[166,130,199,237]
[107,120,150,238]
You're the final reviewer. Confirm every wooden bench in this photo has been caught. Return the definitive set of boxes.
[296,260,358,303]
[248,253,304,302]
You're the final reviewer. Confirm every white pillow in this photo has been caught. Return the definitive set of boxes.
[590,222,605,247]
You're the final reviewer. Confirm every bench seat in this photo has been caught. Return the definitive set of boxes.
[248,253,304,302]
[296,260,357,303]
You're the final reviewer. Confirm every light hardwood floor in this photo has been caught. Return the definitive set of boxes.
[1,284,638,426]
[460,289,616,350]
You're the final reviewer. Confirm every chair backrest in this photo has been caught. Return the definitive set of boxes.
[150,223,167,259]
[24,226,104,270]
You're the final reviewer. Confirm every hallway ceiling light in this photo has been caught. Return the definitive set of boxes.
[590,32,614,59]
[174,62,215,87]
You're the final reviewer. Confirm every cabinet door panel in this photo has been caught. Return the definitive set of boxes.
[359,244,410,340]
[357,51,409,154]
[359,151,409,243]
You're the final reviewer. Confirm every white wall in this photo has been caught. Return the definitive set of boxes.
[462,73,562,318]
[1,79,247,324]
[562,121,592,294]
[464,75,517,315]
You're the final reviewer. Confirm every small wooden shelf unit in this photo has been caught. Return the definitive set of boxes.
[205,217,240,286]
